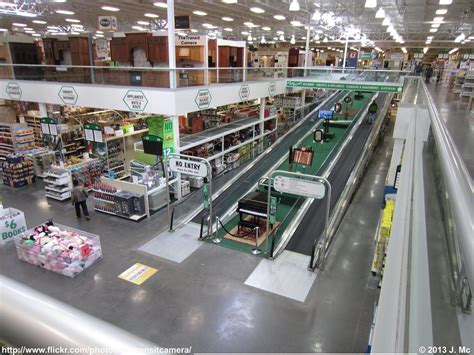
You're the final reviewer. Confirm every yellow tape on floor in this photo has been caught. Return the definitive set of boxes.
[118,263,158,285]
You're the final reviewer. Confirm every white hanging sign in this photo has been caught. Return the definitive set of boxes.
[169,158,208,177]
[274,175,326,199]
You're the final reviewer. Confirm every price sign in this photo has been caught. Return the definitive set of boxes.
[0,208,27,245]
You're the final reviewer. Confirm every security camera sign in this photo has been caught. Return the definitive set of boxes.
[123,90,149,112]
[169,158,208,177]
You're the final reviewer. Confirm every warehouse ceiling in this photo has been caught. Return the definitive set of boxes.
[0,0,473,51]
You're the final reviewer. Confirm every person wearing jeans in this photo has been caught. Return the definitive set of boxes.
[71,179,90,220]
[368,100,378,124]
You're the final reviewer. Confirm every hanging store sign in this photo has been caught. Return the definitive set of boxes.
[84,123,103,143]
[358,53,373,60]
[123,90,149,112]
[195,89,212,109]
[169,157,208,177]
[40,117,58,136]
[268,81,276,96]
[175,35,206,46]
[286,80,402,93]
[6,82,22,100]
[239,84,250,101]
[274,175,326,199]
[390,53,404,61]
[95,38,109,60]
[98,15,118,31]
[58,86,78,105]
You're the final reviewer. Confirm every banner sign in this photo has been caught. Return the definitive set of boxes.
[274,175,326,199]
[40,117,59,136]
[286,80,402,93]
[175,35,206,46]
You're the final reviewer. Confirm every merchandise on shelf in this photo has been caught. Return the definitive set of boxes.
[24,114,43,146]
[59,125,85,158]
[15,221,102,278]
[2,154,35,188]
[0,123,37,162]
[371,198,396,280]
[67,159,106,190]
[26,149,55,178]
[93,181,146,220]
[43,168,72,201]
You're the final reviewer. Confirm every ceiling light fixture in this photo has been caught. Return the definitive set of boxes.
[0,28,8,32]
[32,20,47,24]
[364,0,377,8]
[382,17,390,26]
[439,0,452,4]
[222,0,237,3]
[145,13,158,18]
[14,12,37,18]
[132,26,145,31]
[95,34,104,38]
[193,10,207,16]
[261,36,266,44]
[101,6,120,11]
[24,30,35,33]
[423,47,429,54]
[401,47,407,53]
[375,8,385,18]
[290,35,296,44]
[448,47,458,54]
[274,15,286,20]
[433,16,444,22]
[224,28,232,31]
[312,10,321,21]
[431,23,441,28]
[290,20,302,26]
[250,7,264,13]
[153,2,168,8]
[289,0,300,11]
[323,37,328,43]
[222,17,233,21]
[279,34,285,41]
[55,10,74,15]
[436,9,448,15]
[247,33,252,41]
[32,33,41,37]
[65,18,80,23]
[430,28,438,33]
[241,31,249,35]
[314,34,320,40]
[23,27,33,30]
[262,26,271,31]
[137,21,149,25]
[12,23,27,27]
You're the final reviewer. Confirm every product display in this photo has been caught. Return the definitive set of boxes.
[15,221,102,278]
[43,168,71,201]
[0,123,37,162]
[26,149,55,178]
[93,181,146,221]
[2,154,35,188]
[68,159,105,190]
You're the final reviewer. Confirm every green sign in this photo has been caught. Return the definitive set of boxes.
[358,53,373,60]
[269,196,277,225]
[84,123,101,131]
[286,81,402,93]
[203,183,209,209]
[84,123,103,142]
[40,117,59,136]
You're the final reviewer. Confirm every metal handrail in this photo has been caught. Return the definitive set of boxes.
[0,275,159,352]
[421,81,474,288]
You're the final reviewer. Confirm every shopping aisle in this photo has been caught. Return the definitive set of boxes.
[0,119,393,353]
[427,83,474,177]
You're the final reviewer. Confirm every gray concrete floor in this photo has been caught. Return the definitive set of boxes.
[0,123,393,352]
[427,83,474,177]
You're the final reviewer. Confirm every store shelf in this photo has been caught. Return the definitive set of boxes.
[45,192,71,201]
[94,197,115,204]
[94,208,146,222]
[180,114,277,151]
[104,128,149,142]
[45,185,71,193]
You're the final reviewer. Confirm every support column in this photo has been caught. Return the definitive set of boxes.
[167,0,181,199]
[259,98,265,150]
[342,36,349,73]
[304,19,311,77]
[38,103,47,117]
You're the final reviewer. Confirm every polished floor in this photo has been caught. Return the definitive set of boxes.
[427,83,474,177]
[0,124,394,352]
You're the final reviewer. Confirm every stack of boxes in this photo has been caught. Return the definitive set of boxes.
[371,199,395,281]
[2,154,35,188]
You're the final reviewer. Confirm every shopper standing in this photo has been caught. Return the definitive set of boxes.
[415,62,423,76]
[425,65,434,83]
[368,100,378,124]
[71,179,90,220]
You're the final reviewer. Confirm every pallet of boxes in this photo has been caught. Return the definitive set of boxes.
[2,154,35,188]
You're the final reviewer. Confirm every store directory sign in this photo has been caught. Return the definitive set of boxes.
[274,175,326,199]
[169,158,207,178]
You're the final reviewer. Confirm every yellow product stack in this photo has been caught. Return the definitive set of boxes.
[371,200,395,279]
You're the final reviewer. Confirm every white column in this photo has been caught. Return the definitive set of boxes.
[259,97,265,141]
[38,103,48,117]
[204,37,209,85]
[167,0,181,199]
[304,15,312,77]
[342,36,349,73]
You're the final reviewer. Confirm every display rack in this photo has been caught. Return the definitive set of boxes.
[26,149,55,178]
[0,123,36,162]
[59,124,85,158]
[43,168,72,201]
[461,70,474,99]
[2,154,35,188]
[453,71,465,95]
[24,114,43,146]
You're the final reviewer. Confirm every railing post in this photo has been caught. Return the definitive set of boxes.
[251,227,261,255]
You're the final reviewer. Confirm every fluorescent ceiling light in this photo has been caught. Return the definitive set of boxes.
[261,36,266,43]
[47,26,59,29]
[222,17,233,21]
[431,23,441,28]
[137,21,149,25]
[96,30,103,34]
[323,37,328,43]
[469,36,474,40]
[153,2,167,8]
[24,27,33,30]
[262,27,271,31]
[70,31,80,35]
[241,31,249,35]
[222,0,237,3]
[95,34,104,37]
[401,47,407,53]
[55,10,74,15]
[430,28,438,33]
[439,0,452,4]
[32,33,41,37]
[250,7,264,13]
[101,6,120,11]
[32,20,47,24]
[0,28,7,32]
[279,34,285,41]
[65,18,80,23]
[382,17,390,26]
[448,47,458,54]
[375,8,385,18]
[190,29,198,33]
[301,36,306,39]
[289,0,300,11]
[433,16,444,22]
[290,20,302,26]
[290,35,296,44]
[436,9,447,15]
[423,47,429,54]
[193,10,207,16]
[276,30,284,34]
[12,23,27,27]
[24,30,35,33]
[56,33,68,36]
[132,26,145,31]
[224,28,232,31]
[274,15,285,20]
[144,13,158,18]
[364,0,377,8]
[16,11,37,18]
